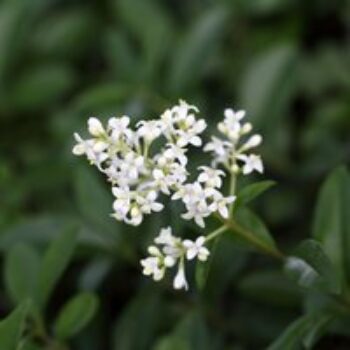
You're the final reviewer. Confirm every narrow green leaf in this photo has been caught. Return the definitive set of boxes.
[9,64,76,111]
[168,311,213,350]
[0,302,29,350]
[267,314,314,350]
[113,292,163,350]
[169,7,227,93]
[239,44,297,129]
[238,269,302,307]
[31,9,96,59]
[235,207,278,250]
[74,166,120,243]
[73,83,129,115]
[312,166,350,287]
[236,180,276,207]
[37,227,78,309]
[54,293,99,340]
[153,336,190,350]
[302,314,333,349]
[4,243,40,305]
[284,239,340,293]
[268,313,333,350]
[115,0,174,75]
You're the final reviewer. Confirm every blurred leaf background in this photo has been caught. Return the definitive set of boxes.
[0,0,349,349]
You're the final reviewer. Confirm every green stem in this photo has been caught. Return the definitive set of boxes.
[205,226,227,242]
[228,172,236,214]
[216,214,285,261]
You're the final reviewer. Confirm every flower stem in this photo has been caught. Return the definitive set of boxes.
[229,172,236,214]
[215,214,285,261]
[205,226,227,242]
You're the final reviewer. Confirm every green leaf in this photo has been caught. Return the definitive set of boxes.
[235,207,278,251]
[153,336,190,350]
[302,314,333,349]
[115,0,174,76]
[103,30,140,82]
[37,227,78,309]
[267,315,312,350]
[312,166,350,288]
[238,269,302,307]
[169,7,227,93]
[199,234,248,300]
[31,9,96,59]
[239,44,297,130]
[54,292,99,340]
[4,243,40,305]
[73,83,129,116]
[113,292,163,350]
[236,180,276,207]
[284,239,341,293]
[9,64,76,111]
[74,166,120,243]
[267,313,332,350]
[0,302,29,350]
[154,312,212,350]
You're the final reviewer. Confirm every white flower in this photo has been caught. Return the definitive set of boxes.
[127,206,143,226]
[119,152,145,181]
[108,116,133,142]
[72,133,90,156]
[198,166,225,188]
[140,257,164,281]
[237,154,264,174]
[218,109,245,140]
[181,201,211,228]
[152,169,171,194]
[204,136,232,165]
[112,186,132,220]
[173,262,188,290]
[88,117,105,137]
[176,117,206,148]
[163,144,188,166]
[155,227,174,245]
[241,134,262,151]
[137,191,164,215]
[183,236,209,261]
[209,192,236,218]
[137,120,163,143]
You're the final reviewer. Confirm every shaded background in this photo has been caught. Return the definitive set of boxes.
[0,0,349,349]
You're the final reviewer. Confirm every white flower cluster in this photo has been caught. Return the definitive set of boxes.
[73,100,236,228]
[204,108,263,175]
[73,101,265,290]
[141,227,209,290]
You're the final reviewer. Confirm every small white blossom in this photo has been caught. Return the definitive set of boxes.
[136,191,164,215]
[241,134,262,151]
[108,116,132,140]
[137,120,163,143]
[163,144,188,166]
[198,166,225,188]
[173,263,188,290]
[112,186,132,220]
[88,117,106,137]
[140,257,164,281]
[237,154,264,174]
[209,192,236,218]
[183,236,210,261]
[155,227,174,245]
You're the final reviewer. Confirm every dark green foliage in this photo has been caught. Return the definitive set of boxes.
[1,0,349,349]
